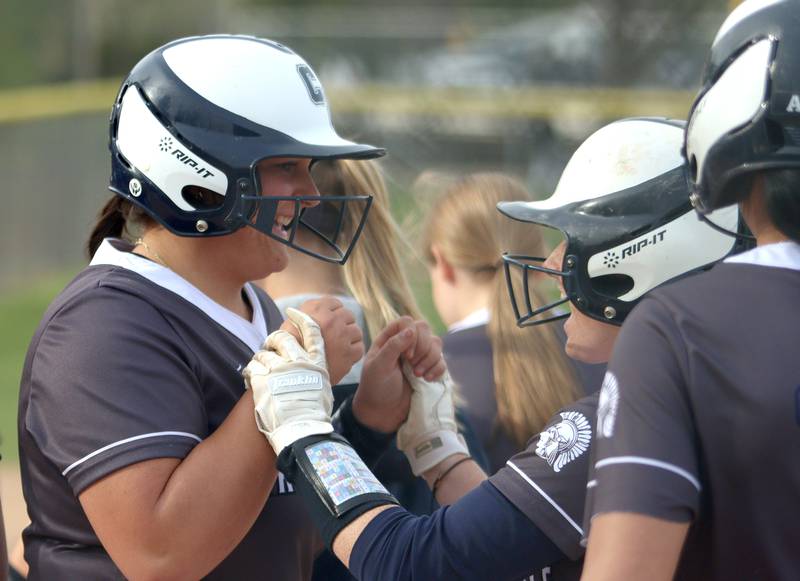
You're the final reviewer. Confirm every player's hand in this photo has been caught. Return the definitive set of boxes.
[403,318,447,382]
[282,296,364,386]
[396,363,469,476]
[245,308,333,456]
[354,317,444,433]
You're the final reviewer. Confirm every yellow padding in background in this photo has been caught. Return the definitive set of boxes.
[0,79,695,125]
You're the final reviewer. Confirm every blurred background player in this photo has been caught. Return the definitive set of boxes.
[242,117,749,580]
[418,172,604,472]
[582,1,800,579]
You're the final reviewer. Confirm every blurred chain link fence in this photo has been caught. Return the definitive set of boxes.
[0,0,731,290]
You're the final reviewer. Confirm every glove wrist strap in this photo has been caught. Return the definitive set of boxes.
[406,430,469,476]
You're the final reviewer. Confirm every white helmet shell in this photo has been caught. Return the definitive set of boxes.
[161,37,354,150]
[536,118,685,211]
[499,117,750,325]
[108,35,384,261]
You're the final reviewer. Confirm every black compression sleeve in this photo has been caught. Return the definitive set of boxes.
[277,433,399,549]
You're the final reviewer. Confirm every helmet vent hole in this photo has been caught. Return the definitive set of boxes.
[591,274,635,299]
[116,152,132,171]
[181,186,225,211]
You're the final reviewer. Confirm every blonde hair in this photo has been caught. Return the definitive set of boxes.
[421,173,581,447]
[312,159,423,338]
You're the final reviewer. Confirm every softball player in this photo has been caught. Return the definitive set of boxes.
[17,35,443,580]
[582,1,800,579]
[243,117,749,580]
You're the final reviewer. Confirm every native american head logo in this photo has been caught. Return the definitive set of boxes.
[597,371,620,439]
[535,410,591,472]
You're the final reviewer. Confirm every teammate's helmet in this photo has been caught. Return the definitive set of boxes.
[499,118,750,327]
[685,0,800,214]
[109,35,384,263]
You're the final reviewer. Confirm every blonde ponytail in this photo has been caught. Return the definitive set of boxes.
[313,160,423,338]
[422,173,580,447]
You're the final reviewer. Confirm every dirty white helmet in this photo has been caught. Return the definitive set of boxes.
[499,117,750,326]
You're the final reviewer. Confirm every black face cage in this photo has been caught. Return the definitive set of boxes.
[240,194,373,264]
[502,253,572,327]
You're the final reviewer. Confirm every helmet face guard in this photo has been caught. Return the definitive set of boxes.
[498,118,751,328]
[500,184,749,327]
[109,35,385,264]
[241,194,373,264]
[502,253,571,326]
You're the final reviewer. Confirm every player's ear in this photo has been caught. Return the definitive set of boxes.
[431,245,456,284]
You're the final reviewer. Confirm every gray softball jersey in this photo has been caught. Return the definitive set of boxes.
[584,241,800,580]
[18,239,320,580]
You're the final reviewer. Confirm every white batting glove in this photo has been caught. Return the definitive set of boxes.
[396,362,469,476]
[243,308,333,456]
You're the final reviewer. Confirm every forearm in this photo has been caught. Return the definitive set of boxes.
[153,391,277,566]
[333,505,396,568]
[422,454,487,506]
[331,455,488,567]
[82,391,277,580]
[344,482,565,581]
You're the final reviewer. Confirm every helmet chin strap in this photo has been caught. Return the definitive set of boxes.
[692,205,756,242]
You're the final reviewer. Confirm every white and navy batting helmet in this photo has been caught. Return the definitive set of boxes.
[109,35,384,263]
[686,0,800,214]
[499,118,750,326]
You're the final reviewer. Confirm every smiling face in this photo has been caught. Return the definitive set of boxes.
[202,157,320,283]
[543,241,620,364]
[255,156,321,273]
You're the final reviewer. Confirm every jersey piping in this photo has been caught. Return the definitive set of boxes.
[90,238,268,352]
[506,460,584,535]
[595,456,702,491]
[62,431,203,476]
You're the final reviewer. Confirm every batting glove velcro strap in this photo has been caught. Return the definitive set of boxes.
[278,433,398,549]
[244,309,333,456]
[396,363,469,476]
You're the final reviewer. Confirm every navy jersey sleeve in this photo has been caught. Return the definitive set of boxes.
[349,480,564,581]
[583,297,700,538]
[490,395,597,561]
[24,286,207,495]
